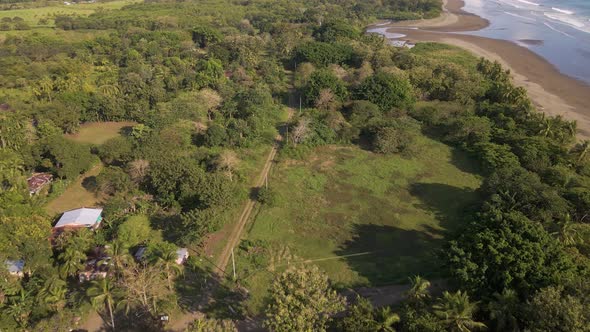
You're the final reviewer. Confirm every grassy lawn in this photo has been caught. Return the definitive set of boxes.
[46,121,135,216]
[236,136,482,314]
[45,163,103,216]
[65,121,136,145]
[0,0,138,27]
[411,42,480,69]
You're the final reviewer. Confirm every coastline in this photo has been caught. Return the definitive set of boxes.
[380,0,590,139]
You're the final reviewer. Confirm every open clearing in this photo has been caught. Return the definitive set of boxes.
[46,121,134,216]
[236,136,482,313]
[65,121,136,145]
[45,163,103,216]
[0,0,137,27]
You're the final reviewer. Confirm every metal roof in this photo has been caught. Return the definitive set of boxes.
[54,208,103,228]
[5,259,24,274]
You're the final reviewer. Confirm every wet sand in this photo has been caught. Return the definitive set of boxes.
[379,0,590,138]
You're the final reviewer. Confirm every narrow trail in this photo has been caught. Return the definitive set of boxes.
[167,84,295,331]
[215,136,281,276]
[215,75,297,277]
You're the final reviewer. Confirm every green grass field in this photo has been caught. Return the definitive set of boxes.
[0,0,137,27]
[45,163,103,216]
[46,121,135,215]
[236,137,482,314]
[65,121,136,145]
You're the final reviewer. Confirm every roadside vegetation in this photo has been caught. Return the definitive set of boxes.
[0,0,589,330]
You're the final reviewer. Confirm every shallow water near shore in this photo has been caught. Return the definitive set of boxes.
[463,0,590,84]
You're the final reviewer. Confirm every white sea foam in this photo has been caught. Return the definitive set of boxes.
[497,0,522,9]
[516,0,539,6]
[544,13,586,28]
[552,7,574,15]
[504,11,536,21]
[543,22,575,38]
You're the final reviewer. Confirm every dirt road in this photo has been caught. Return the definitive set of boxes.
[215,137,281,276]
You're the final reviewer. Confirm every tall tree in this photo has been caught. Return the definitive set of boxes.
[213,150,240,182]
[406,275,431,302]
[87,278,119,330]
[37,275,67,312]
[432,291,486,332]
[375,307,400,332]
[264,265,345,332]
[147,242,183,290]
[58,247,86,278]
[487,289,520,332]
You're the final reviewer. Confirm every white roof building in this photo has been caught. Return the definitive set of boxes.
[54,208,103,230]
[135,247,189,265]
[176,248,189,265]
[5,259,25,277]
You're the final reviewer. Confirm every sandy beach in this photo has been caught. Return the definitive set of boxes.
[381,0,590,138]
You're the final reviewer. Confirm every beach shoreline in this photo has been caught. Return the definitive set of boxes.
[376,0,590,138]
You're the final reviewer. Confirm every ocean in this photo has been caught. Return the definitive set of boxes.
[463,0,590,84]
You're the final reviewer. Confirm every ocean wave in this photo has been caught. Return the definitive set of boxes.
[516,0,539,6]
[544,13,586,28]
[543,22,575,38]
[504,11,536,21]
[552,7,574,15]
[496,0,522,9]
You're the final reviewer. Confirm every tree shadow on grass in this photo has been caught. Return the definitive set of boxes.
[336,184,479,286]
[81,176,98,192]
[175,259,248,322]
[335,224,444,286]
[119,126,134,137]
[409,182,480,231]
[450,147,482,175]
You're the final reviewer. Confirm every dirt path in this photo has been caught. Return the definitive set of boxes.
[168,89,295,331]
[216,79,297,277]
[215,139,281,276]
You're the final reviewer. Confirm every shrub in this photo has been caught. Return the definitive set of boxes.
[257,187,276,206]
[355,71,414,112]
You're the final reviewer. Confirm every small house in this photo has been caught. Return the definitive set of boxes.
[134,247,189,265]
[5,259,25,277]
[134,247,147,262]
[78,258,109,282]
[78,247,111,282]
[176,248,189,265]
[27,173,53,195]
[54,208,103,231]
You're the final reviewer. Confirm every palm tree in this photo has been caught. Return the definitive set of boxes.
[433,290,487,332]
[375,306,400,332]
[87,278,119,330]
[406,275,431,302]
[38,275,67,312]
[149,244,183,290]
[539,116,554,138]
[573,140,590,162]
[6,289,33,328]
[553,214,583,246]
[106,240,130,274]
[487,289,519,332]
[59,247,86,278]
[98,84,120,98]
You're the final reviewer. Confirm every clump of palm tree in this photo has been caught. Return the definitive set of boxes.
[433,290,486,332]
[375,306,401,332]
[487,289,520,332]
[87,277,120,330]
[147,243,183,290]
[406,275,431,302]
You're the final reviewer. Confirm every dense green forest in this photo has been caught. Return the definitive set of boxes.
[0,0,589,330]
